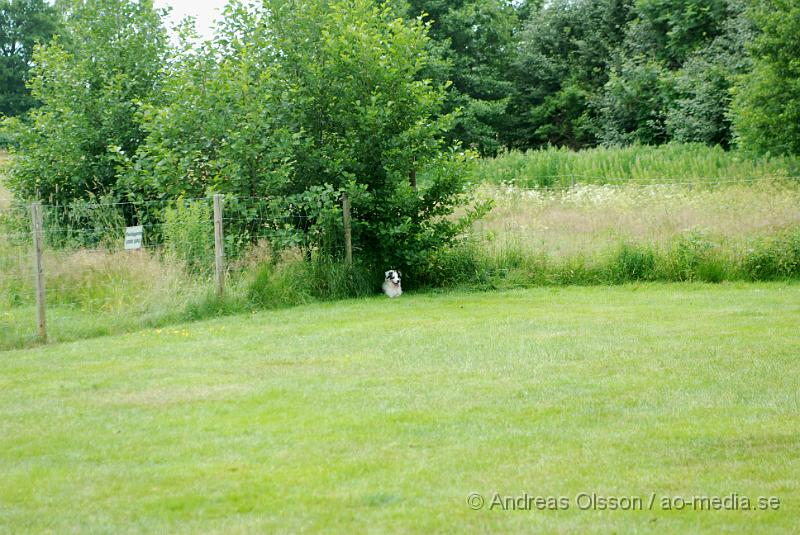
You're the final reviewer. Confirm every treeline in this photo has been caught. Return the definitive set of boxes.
[2,0,799,156]
[404,0,799,156]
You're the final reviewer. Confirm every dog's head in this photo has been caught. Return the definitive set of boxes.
[385,269,401,286]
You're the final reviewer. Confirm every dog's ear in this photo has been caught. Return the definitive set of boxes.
[385,270,391,278]
[396,270,401,277]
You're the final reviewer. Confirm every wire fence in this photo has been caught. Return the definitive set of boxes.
[0,193,353,344]
[476,173,800,191]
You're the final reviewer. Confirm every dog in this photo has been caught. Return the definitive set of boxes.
[382,270,402,298]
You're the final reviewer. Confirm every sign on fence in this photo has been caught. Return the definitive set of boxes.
[124,226,143,250]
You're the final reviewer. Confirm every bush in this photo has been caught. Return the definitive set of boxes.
[416,240,493,289]
[666,232,713,281]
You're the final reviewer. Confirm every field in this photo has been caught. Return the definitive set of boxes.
[472,144,800,187]
[475,180,800,257]
[2,146,800,350]
[1,284,798,533]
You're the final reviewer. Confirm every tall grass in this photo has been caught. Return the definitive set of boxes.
[474,180,800,257]
[423,226,800,290]
[0,231,378,349]
[472,143,800,187]
[441,178,800,290]
[0,150,10,209]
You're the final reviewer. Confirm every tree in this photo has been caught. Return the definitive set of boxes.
[0,0,59,116]
[129,0,487,273]
[6,0,168,205]
[404,0,518,155]
[630,0,729,68]
[731,0,800,155]
[507,0,634,149]
[665,1,754,147]
[597,0,746,146]
[595,57,673,146]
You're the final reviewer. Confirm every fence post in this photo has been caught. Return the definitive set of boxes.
[31,202,47,343]
[342,193,353,266]
[213,194,225,298]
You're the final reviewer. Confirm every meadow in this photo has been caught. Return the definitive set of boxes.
[2,146,799,532]
[477,181,799,253]
[1,284,798,533]
[471,143,800,187]
[2,145,800,350]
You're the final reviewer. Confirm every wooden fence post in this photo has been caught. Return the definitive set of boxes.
[31,202,47,342]
[342,193,353,266]
[213,194,225,298]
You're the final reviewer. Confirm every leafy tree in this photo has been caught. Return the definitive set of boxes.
[0,0,58,116]
[629,0,729,68]
[130,0,488,273]
[731,0,800,155]
[404,0,518,155]
[507,0,634,149]
[596,58,673,146]
[6,0,168,205]
[597,0,747,146]
[665,1,754,147]
[0,0,59,117]
[119,5,296,202]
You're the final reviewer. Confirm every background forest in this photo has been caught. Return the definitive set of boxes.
[2,0,799,157]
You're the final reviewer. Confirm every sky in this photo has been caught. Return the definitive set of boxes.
[154,0,228,41]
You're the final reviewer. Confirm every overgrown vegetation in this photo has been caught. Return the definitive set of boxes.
[470,143,800,187]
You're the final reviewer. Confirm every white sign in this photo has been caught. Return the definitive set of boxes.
[124,226,143,250]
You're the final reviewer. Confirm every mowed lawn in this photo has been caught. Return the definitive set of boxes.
[1,284,799,533]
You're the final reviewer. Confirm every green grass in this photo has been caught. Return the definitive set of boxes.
[0,150,10,209]
[1,283,798,533]
[2,144,800,350]
[472,143,800,187]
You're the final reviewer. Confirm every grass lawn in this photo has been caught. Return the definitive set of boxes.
[1,283,799,533]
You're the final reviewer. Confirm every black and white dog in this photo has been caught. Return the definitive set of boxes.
[382,270,402,298]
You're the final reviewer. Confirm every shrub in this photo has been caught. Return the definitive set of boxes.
[416,240,492,289]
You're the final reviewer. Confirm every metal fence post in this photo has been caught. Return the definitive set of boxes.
[213,194,225,298]
[342,193,353,266]
[31,202,47,342]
